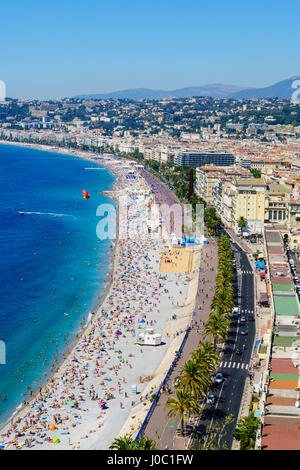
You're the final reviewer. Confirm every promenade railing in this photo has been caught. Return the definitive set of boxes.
[135,326,191,441]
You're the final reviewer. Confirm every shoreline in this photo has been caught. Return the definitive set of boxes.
[0,141,121,432]
[0,140,200,449]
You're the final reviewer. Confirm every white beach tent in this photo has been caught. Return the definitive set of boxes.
[170,232,178,245]
[199,235,207,245]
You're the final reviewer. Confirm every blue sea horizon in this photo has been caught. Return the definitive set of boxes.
[0,144,116,428]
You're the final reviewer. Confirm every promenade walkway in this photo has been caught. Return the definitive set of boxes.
[143,240,218,449]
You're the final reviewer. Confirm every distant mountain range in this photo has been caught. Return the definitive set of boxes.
[230,76,300,100]
[74,76,300,101]
[74,84,247,100]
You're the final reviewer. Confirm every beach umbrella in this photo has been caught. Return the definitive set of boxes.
[49,424,56,431]
[52,437,60,444]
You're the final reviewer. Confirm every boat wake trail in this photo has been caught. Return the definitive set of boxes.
[18,211,74,218]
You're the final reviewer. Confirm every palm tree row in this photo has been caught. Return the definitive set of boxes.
[165,235,235,436]
[203,234,234,348]
[165,342,220,435]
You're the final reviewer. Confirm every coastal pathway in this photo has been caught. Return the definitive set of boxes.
[142,239,218,450]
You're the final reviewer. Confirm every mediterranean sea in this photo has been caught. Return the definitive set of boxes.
[0,144,116,427]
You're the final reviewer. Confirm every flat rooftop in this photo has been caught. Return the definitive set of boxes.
[272,283,295,292]
[265,231,282,243]
[273,296,300,317]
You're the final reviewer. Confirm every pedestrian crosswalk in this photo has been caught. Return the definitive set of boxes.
[241,270,252,274]
[219,361,249,370]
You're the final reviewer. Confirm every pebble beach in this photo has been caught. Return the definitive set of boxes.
[0,144,197,450]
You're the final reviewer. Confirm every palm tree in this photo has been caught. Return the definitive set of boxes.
[109,434,157,450]
[204,311,230,348]
[238,216,247,236]
[135,436,158,450]
[176,359,211,399]
[216,263,234,283]
[165,389,198,436]
[211,288,234,315]
[191,342,220,375]
[233,416,259,450]
[109,434,137,450]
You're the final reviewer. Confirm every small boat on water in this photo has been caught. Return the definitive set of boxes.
[18,211,24,215]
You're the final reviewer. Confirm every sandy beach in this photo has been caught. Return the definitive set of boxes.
[0,141,201,450]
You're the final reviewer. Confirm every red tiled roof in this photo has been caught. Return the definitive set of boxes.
[266,395,297,407]
[270,359,298,375]
[262,428,300,450]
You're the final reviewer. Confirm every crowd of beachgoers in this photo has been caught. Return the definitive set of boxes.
[0,152,190,450]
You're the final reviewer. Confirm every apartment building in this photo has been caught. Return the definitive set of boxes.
[195,165,251,203]
[250,157,283,171]
[286,195,300,232]
[222,178,267,234]
[264,183,290,224]
[174,150,235,168]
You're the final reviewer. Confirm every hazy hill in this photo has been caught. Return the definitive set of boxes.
[230,76,300,100]
[74,76,300,101]
[74,84,247,100]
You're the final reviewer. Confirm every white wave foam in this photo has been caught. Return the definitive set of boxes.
[18,211,73,217]
[83,312,92,327]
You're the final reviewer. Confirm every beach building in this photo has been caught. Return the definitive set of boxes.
[137,328,162,346]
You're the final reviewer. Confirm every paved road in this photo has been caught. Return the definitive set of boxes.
[287,247,300,301]
[140,168,183,236]
[139,169,256,449]
[194,234,256,449]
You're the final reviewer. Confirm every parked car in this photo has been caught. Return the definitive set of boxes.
[206,394,215,405]
[248,314,255,321]
[232,307,240,319]
[214,373,223,384]
[240,315,247,322]
[240,328,248,335]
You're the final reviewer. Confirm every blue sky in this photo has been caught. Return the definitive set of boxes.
[1,0,300,99]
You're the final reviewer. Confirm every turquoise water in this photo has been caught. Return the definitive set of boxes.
[0,144,116,427]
